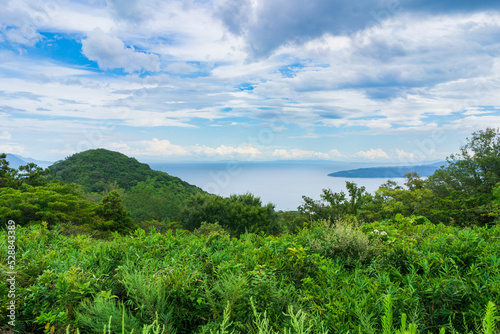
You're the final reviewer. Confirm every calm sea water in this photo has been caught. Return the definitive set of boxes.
[150,161,406,211]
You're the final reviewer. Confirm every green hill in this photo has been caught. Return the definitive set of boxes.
[48,149,204,223]
[49,148,200,193]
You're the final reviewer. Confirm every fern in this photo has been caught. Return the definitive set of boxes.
[483,301,497,334]
[382,294,393,334]
[250,298,277,334]
[395,313,418,334]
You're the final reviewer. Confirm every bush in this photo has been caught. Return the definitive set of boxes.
[194,222,230,237]
[180,193,279,237]
[300,220,380,267]
[3,221,499,333]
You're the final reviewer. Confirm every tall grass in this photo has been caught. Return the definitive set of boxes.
[2,221,500,333]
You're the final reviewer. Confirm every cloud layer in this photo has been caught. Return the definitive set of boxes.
[1,0,500,162]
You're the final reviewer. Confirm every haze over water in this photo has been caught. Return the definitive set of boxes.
[151,162,406,211]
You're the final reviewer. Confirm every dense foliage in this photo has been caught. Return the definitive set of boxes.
[48,148,201,194]
[47,149,207,223]
[301,128,500,227]
[1,128,500,333]
[180,192,279,237]
[1,221,499,333]
[0,182,96,227]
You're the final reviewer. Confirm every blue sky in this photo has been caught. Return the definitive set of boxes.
[1,0,500,163]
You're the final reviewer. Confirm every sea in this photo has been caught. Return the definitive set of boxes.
[149,161,407,211]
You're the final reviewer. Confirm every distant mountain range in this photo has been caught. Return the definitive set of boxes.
[328,161,446,178]
[5,153,53,169]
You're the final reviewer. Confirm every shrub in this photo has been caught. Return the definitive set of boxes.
[194,222,230,237]
[180,193,279,237]
[302,220,380,267]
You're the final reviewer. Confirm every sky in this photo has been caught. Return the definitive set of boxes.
[1,0,500,164]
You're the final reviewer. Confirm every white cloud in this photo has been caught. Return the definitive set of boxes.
[0,143,25,154]
[81,28,160,72]
[195,144,262,157]
[111,139,262,159]
[49,3,114,33]
[355,148,389,160]
[0,131,12,140]
[448,115,500,133]
[106,0,152,23]
[113,140,350,161]
[138,139,188,156]
[4,27,42,46]
[164,62,198,75]
[395,149,419,163]
[2,1,500,162]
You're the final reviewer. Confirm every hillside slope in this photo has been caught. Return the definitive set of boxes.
[4,153,26,169]
[5,153,53,169]
[49,148,202,194]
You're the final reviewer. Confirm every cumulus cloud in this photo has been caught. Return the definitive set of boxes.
[194,144,262,157]
[112,139,262,159]
[215,0,500,58]
[355,148,389,160]
[215,0,359,58]
[3,0,500,162]
[395,149,419,163]
[81,28,160,72]
[3,27,42,46]
[273,149,327,160]
[0,1,46,46]
[114,139,352,161]
[0,143,25,154]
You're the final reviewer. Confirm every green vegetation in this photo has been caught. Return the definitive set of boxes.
[180,192,279,237]
[49,149,199,194]
[48,148,207,224]
[48,149,202,223]
[1,128,500,333]
[302,128,500,227]
[1,221,499,333]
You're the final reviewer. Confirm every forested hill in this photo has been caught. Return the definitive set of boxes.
[328,161,445,178]
[48,148,202,194]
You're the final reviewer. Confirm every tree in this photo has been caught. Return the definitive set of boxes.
[94,191,137,233]
[18,162,48,186]
[0,181,97,227]
[299,182,372,222]
[425,128,500,225]
[427,128,500,196]
[404,172,425,191]
[369,176,434,221]
[180,192,279,237]
[122,178,184,223]
[0,153,48,188]
[0,153,19,188]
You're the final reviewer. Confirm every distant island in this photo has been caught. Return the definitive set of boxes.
[328,161,446,178]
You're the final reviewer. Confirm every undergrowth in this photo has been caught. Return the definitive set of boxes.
[1,220,499,333]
